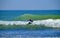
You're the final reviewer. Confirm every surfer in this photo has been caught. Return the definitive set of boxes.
[28,19,33,24]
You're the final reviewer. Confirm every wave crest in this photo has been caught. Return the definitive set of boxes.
[0,19,60,27]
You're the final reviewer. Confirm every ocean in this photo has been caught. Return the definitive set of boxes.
[0,10,60,38]
[0,10,60,20]
[0,29,60,38]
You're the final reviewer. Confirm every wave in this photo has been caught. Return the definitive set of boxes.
[0,19,60,27]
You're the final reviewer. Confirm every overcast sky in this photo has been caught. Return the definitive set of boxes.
[0,0,60,10]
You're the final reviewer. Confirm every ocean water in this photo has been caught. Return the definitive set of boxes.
[0,10,60,20]
[0,29,60,38]
[0,10,60,38]
[0,19,60,27]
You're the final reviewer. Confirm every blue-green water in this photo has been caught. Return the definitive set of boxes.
[0,29,60,38]
[0,10,60,20]
[0,10,60,38]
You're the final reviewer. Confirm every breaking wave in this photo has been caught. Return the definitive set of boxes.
[0,19,60,27]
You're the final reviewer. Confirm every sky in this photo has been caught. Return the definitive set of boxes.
[0,0,60,10]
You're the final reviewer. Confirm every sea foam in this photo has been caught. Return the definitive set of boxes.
[0,19,60,27]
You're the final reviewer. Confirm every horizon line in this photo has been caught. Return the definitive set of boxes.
[0,10,60,11]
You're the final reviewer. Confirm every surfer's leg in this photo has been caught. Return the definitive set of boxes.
[28,22,31,24]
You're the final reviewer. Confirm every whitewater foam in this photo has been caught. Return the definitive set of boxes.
[0,19,60,27]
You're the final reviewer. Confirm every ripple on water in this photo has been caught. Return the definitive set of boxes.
[0,29,60,38]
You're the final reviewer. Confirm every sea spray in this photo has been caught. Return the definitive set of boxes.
[0,19,60,27]
[32,19,60,27]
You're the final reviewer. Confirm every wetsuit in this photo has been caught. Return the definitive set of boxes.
[28,19,33,24]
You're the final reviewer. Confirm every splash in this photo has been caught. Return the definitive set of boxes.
[0,19,60,27]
